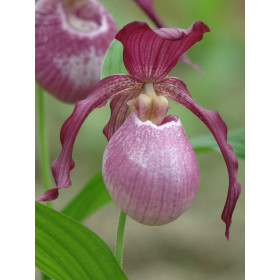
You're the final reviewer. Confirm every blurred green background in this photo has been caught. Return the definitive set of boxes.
[35,0,244,279]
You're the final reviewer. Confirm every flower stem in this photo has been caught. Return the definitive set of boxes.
[36,83,52,208]
[115,210,127,267]
[37,84,52,280]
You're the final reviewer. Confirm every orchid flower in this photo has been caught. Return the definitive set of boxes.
[35,0,117,103]
[38,21,241,239]
[133,0,203,70]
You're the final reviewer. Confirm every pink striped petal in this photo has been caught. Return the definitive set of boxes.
[38,75,142,201]
[102,112,199,225]
[35,0,117,103]
[133,0,204,71]
[155,78,241,239]
[116,21,209,82]
[153,27,203,71]
[103,86,144,141]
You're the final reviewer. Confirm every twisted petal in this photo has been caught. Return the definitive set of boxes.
[133,0,204,71]
[103,113,199,225]
[116,21,209,82]
[38,75,142,201]
[35,0,117,103]
[103,87,144,141]
[155,78,241,239]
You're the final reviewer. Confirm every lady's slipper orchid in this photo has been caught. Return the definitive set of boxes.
[35,0,118,103]
[38,21,241,239]
[133,0,203,70]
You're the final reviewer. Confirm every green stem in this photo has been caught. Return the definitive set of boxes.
[36,83,52,208]
[37,84,52,280]
[115,210,127,267]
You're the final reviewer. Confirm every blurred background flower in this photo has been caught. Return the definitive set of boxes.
[35,0,117,103]
[35,0,244,279]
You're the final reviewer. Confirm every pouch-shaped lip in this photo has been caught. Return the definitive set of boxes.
[35,0,118,103]
[102,112,200,226]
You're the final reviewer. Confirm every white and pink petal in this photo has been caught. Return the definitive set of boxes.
[102,112,199,225]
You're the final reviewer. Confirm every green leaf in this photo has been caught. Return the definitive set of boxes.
[101,39,128,79]
[191,127,245,159]
[41,273,51,280]
[35,202,127,280]
[61,172,112,222]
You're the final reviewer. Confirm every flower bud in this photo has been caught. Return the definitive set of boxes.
[102,112,199,225]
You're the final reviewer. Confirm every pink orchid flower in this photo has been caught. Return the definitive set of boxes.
[133,0,203,71]
[38,21,241,240]
[35,0,117,103]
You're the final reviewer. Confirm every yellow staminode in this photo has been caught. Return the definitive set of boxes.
[128,83,169,125]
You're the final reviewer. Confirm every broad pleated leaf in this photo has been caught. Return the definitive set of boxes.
[61,172,112,222]
[191,128,245,159]
[35,202,127,280]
